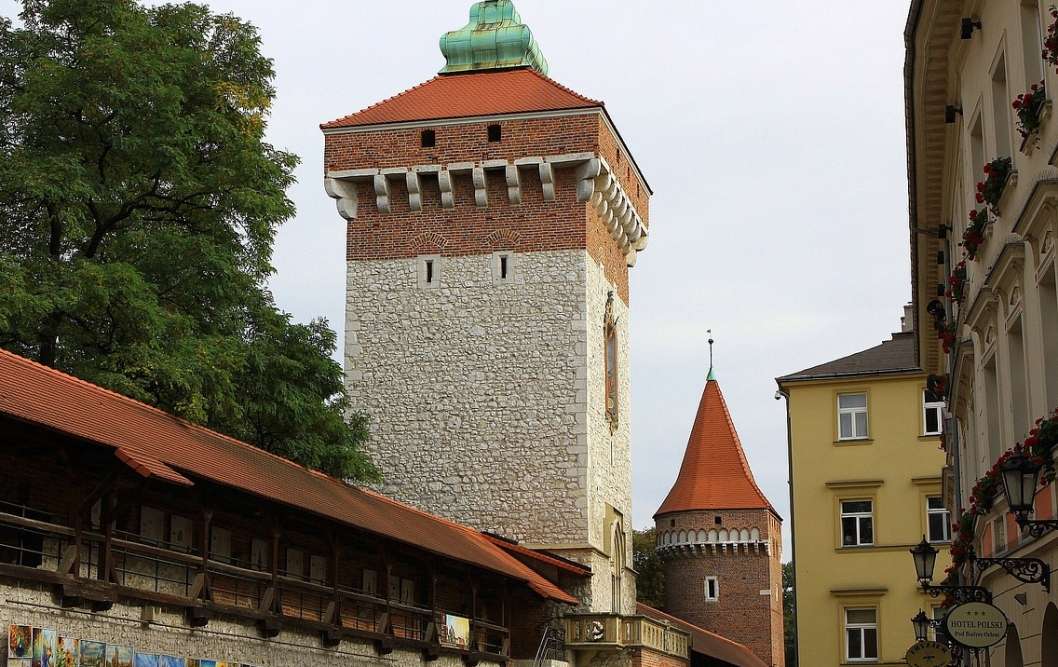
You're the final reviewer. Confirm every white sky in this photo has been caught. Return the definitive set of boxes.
[1,1,916,556]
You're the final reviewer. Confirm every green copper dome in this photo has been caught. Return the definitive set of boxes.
[439,0,548,75]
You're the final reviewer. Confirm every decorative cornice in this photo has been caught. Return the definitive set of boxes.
[326,152,650,267]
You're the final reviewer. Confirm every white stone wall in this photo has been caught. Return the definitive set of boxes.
[346,250,634,614]
[0,582,484,667]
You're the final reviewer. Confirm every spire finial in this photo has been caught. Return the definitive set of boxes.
[439,1,549,75]
[707,330,716,381]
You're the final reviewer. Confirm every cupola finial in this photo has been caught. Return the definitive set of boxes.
[439,0,549,75]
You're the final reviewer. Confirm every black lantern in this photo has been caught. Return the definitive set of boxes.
[912,610,930,642]
[1000,449,1041,519]
[911,536,938,586]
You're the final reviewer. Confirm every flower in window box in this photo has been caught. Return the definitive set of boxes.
[1013,82,1047,138]
[1045,6,1058,70]
[975,157,1012,216]
[962,209,988,260]
[936,319,958,354]
[946,260,967,303]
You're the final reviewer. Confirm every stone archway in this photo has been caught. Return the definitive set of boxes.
[1005,624,1024,667]
[1042,602,1058,667]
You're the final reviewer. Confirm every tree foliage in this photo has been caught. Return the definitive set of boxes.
[0,0,377,480]
[783,561,797,667]
[632,527,665,610]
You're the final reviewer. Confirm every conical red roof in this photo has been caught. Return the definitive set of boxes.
[654,377,774,517]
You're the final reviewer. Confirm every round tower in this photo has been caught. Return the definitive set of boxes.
[654,365,785,667]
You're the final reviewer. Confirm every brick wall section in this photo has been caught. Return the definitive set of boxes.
[323,112,648,305]
[657,509,783,667]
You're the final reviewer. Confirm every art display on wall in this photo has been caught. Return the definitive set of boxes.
[439,614,470,650]
[6,627,258,667]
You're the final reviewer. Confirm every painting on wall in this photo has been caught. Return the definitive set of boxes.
[56,636,78,667]
[440,614,470,650]
[32,628,56,667]
[78,642,105,667]
[9,625,32,659]
[159,656,185,667]
[133,654,158,667]
[105,645,132,667]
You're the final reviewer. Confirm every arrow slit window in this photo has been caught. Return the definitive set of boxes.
[604,293,618,429]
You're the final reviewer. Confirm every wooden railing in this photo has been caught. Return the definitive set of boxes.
[0,506,507,656]
[564,614,689,659]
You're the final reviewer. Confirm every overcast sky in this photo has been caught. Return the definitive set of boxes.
[1,1,916,555]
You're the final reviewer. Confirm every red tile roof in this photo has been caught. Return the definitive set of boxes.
[482,533,592,576]
[636,603,769,667]
[0,349,577,605]
[321,67,602,129]
[654,379,775,517]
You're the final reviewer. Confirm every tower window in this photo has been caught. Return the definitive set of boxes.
[492,252,514,284]
[487,124,502,142]
[417,255,441,289]
[714,516,722,525]
[704,577,719,601]
[421,130,436,148]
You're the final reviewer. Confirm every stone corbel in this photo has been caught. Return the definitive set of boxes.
[539,163,556,201]
[438,170,455,209]
[575,158,602,203]
[406,171,423,213]
[505,165,521,205]
[324,178,359,220]
[472,167,488,207]
[373,174,391,215]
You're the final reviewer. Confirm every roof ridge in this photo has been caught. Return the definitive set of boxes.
[521,66,603,106]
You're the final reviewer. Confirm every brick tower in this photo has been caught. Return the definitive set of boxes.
[654,363,785,666]
[321,0,649,616]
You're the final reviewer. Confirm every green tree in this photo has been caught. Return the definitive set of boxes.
[632,527,665,610]
[0,0,377,480]
[783,561,797,667]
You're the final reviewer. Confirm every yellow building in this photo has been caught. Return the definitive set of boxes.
[777,320,951,666]
[906,1,1058,662]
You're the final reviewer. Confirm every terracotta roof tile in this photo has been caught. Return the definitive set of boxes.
[776,331,919,382]
[0,350,577,605]
[321,67,602,129]
[655,378,775,517]
[636,603,769,667]
[482,533,592,576]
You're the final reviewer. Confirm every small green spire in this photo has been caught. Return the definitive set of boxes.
[439,0,548,75]
[706,331,716,381]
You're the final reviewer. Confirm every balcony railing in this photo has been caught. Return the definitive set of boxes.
[0,504,508,656]
[564,614,689,659]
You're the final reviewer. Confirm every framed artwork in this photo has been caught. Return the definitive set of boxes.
[106,644,132,667]
[170,515,193,552]
[362,569,377,595]
[133,655,158,667]
[55,637,78,667]
[78,642,105,667]
[285,548,303,578]
[210,527,232,562]
[160,656,185,667]
[140,506,164,544]
[250,538,269,572]
[309,555,327,585]
[441,615,470,649]
[9,625,32,659]
[32,628,56,667]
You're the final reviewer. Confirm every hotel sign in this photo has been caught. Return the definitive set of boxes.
[944,601,1008,648]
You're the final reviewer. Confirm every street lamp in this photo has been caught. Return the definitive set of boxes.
[911,610,930,642]
[910,536,991,603]
[999,449,1058,538]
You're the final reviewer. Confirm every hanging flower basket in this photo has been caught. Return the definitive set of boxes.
[946,260,967,304]
[962,209,988,260]
[975,157,1012,216]
[1013,81,1047,139]
[937,319,958,354]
